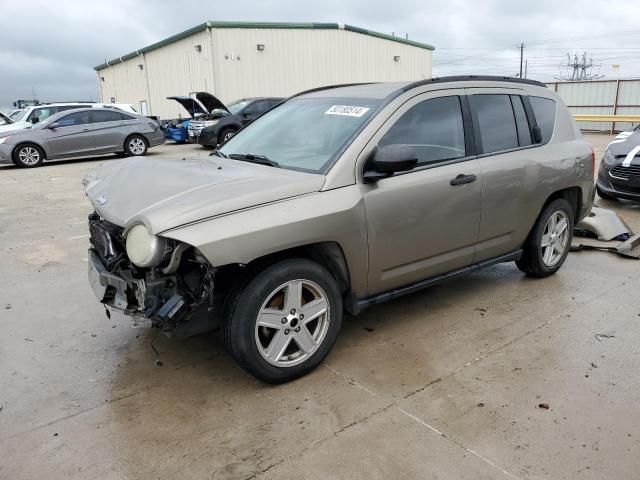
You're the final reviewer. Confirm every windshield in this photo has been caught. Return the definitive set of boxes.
[9,109,26,121]
[227,99,251,115]
[219,97,380,173]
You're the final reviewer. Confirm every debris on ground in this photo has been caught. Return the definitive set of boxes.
[24,337,33,342]
[477,402,485,407]
[363,327,375,332]
[538,403,550,410]
[5,304,12,310]
[591,363,598,368]
[595,333,615,341]
[155,359,164,367]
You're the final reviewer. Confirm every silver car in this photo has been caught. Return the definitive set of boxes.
[0,108,164,167]
[84,76,594,383]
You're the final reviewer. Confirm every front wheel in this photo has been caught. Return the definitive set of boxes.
[13,144,45,168]
[516,198,574,277]
[124,135,148,156]
[218,128,237,145]
[223,259,343,383]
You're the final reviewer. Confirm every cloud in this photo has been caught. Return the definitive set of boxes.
[2,0,640,108]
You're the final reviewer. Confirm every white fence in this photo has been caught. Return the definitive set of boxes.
[545,79,640,132]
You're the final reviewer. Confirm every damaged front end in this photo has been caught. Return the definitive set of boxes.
[87,213,217,335]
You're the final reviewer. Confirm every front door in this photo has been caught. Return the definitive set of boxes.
[46,111,95,158]
[362,91,483,295]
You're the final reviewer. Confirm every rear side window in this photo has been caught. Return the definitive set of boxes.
[57,111,91,127]
[511,95,532,147]
[470,94,518,154]
[379,96,466,166]
[529,96,556,144]
[93,110,124,123]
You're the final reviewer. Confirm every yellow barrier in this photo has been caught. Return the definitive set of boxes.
[573,114,640,122]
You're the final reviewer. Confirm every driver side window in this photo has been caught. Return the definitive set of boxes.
[379,96,466,167]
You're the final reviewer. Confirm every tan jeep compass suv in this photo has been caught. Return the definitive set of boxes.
[85,76,594,383]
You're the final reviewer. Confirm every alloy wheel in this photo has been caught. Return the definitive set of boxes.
[18,147,40,166]
[541,210,569,267]
[255,279,330,367]
[129,138,146,155]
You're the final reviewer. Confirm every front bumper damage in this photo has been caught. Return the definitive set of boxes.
[87,214,218,336]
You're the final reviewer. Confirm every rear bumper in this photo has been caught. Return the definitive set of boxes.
[146,131,166,148]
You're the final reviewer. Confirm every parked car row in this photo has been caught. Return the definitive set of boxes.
[84,76,595,383]
[0,107,164,167]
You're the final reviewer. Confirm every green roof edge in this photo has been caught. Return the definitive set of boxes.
[94,21,434,70]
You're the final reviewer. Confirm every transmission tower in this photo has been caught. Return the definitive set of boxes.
[556,52,603,81]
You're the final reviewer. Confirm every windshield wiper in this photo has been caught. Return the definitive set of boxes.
[228,153,279,167]
[210,149,227,158]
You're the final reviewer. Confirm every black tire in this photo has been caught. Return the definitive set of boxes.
[596,185,617,201]
[517,198,574,278]
[12,143,45,168]
[218,128,237,145]
[223,258,343,383]
[124,135,148,156]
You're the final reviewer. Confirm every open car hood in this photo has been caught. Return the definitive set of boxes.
[167,92,229,117]
[84,156,324,234]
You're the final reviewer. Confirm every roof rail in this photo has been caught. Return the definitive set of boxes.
[402,75,547,92]
[287,82,375,100]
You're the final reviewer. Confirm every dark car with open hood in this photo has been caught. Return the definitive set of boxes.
[187,95,283,147]
[597,125,640,201]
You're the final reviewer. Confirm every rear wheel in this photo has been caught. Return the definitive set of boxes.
[517,198,574,277]
[223,258,343,383]
[13,144,45,168]
[124,135,148,156]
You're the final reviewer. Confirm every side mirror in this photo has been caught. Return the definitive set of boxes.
[31,116,40,124]
[363,144,418,183]
[48,122,60,130]
[532,125,543,144]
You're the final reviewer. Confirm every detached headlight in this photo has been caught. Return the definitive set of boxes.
[0,136,10,144]
[125,224,167,268]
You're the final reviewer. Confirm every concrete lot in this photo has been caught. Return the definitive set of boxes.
[1,134,639,479]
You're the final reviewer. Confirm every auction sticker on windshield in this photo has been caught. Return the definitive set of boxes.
[325,105,371,117]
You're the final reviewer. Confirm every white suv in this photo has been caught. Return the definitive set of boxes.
[0,103,137,134]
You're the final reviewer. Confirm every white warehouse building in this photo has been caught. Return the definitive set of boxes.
[95,21,434,119]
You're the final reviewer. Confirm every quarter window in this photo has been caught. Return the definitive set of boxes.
[471,94,518,154]
[379,96,466,166]
[529,96,556,144]
[57,111,91,127]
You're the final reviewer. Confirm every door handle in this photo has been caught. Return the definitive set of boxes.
[82,128,90,132]
[450,174,477,186]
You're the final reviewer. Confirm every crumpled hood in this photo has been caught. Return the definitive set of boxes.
[84,156,325,234]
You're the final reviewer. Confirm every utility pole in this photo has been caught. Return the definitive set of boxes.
[519,42,524,78]
[524,59,528,79]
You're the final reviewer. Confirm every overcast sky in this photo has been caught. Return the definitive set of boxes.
[2,0,640,109]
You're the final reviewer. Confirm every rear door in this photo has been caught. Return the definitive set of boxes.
[362,90,483,295]
[46,111,95,158]
[466,89,538,261]
[92,110,128,152]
